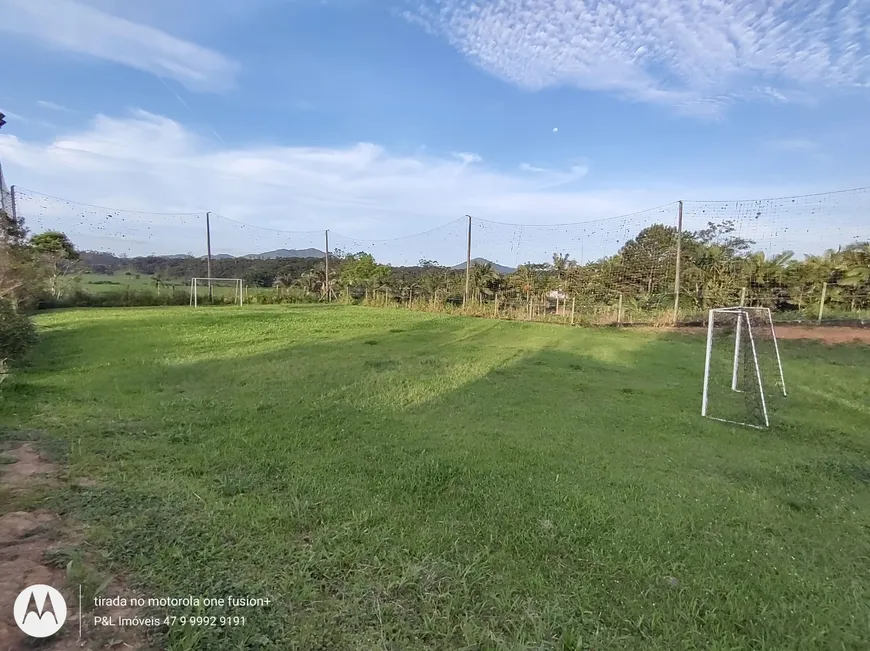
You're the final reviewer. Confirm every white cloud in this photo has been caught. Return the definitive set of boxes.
[452,151,482,164]
[0,111,863,264]
[0,0,239,92]
[36,100,71,113]
[407,0,870,115]
[0,109,59,130]
[764,138,819,153]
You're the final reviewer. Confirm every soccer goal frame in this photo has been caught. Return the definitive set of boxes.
[701,306,786,429]
[189,277,243,307]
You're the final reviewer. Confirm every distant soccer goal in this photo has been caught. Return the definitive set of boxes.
[701,307,786,429]
[189,278,243,307]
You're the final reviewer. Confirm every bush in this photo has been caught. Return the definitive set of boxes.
[40,288,191,308]
[0,301,38,378]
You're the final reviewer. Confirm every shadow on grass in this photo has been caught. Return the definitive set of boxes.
[4,308,870,650]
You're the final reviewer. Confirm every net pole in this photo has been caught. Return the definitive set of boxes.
[818,282,827,324]
[324,230,330,303]
[731,311,743,391]
[765,307,787,396]
[744,311,769,427]
[672,200,683,325]
[701,309,715,417]
[206,213,213,303]
[464,215,472,309]
[10,185,18,225]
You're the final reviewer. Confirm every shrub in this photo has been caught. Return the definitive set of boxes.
[40,288,191,308]
[0,300,38,380]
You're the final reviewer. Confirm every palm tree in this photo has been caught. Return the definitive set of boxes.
[419,272,442,307]
[789,249,839,311]
[510,264,545,317]
[273,272,293,298]
[296,269,321,297]
[837,243,870,312]
[683,244,741,308]
[153,272,165,296]
[551,253,573,284]
[550,253,575,313]
[838,243,870,287]
[469,262,499,304]
[742,250,793,307]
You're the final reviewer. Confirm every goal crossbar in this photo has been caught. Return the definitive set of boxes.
[189,277,243,307]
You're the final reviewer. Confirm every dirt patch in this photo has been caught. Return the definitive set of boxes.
[772,325,870,344]
[671,325,870,344]
[0,442,150,650]
[2,443,58,490]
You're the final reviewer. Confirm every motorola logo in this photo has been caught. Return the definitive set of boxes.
[13,584,67,638]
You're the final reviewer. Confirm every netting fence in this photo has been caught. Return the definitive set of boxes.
[6,184,870,324]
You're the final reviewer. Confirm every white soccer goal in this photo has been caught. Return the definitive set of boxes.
[701,307,786,428]
[189,278,243,307]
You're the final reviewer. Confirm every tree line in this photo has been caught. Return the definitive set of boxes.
[81,219,868,317]
[4,205,869,320]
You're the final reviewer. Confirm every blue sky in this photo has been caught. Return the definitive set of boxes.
[0,0,868,264]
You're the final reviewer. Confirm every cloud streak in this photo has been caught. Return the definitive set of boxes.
[407,0,870,115]
[1,111,633,259]
[1,110,862,263]
[36,100,71,113]
[0,0,239,92]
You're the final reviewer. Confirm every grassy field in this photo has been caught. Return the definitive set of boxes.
[2,306,870,650]
[78,271,160,293]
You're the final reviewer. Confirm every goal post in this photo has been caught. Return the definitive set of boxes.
[189,278,243,307]
[732,306,787,398]
[701,307,786,429]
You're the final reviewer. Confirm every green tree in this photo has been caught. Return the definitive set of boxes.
[1,209,38,307]
[30,231,80,299]
[838,243,870,287]
[617,225,679,297]
[742,250,794,307]
[340,253,390,300]
[469,262,499,303]
[0,206,27,247]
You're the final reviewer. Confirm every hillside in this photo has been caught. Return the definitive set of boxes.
[450,258,516,275]
[244,248,325,260]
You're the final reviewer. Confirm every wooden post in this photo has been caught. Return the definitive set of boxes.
[494,293,499,317]
[205,212,213,302]
[672,200,683,325]
[324,230,330,303]
[617,292,624,325]
[818,282,827,324]
[570,296,576,325]
[527,293,533,320]
[739,286,747,307]
[463,215,472,309]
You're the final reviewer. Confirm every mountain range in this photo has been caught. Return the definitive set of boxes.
[186,251,514,272]
[450,258,516,274]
